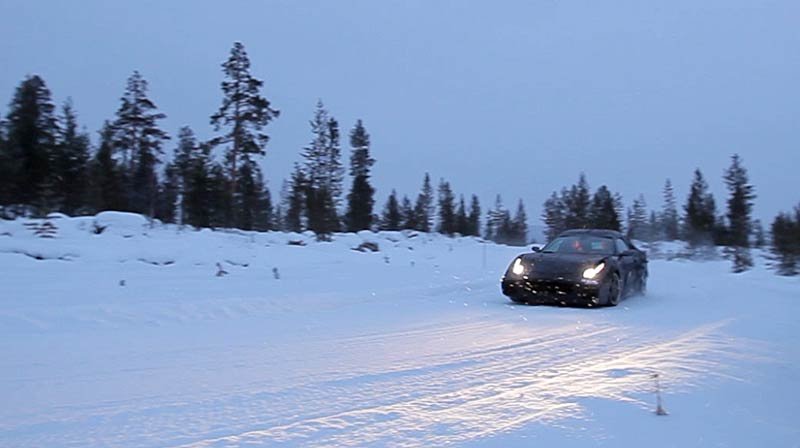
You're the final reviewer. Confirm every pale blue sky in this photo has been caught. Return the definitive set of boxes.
[1,0,798,227]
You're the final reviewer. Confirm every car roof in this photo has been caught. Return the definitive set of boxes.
[557,229,623,239]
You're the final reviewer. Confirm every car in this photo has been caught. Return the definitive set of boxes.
[501,229,648,307]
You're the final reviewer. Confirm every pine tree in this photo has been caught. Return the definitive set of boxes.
[210,42,279,226]
[112,71,169,216]
[4,75,59,210]
[380,190,401,231]
[88,122,125,212]
[413,173,435,232]
[437,180,456,235]
[344,120,375,231]
[661,179,680,240]
[723,154,756,272]
[467,195,481,237]
[511,199,528,245]
[683,169,717,246]
[588,185,621,231]
[50,99,91,215]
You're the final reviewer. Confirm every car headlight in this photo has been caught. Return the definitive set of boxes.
[582,262,605,280]
[511,258,525,276]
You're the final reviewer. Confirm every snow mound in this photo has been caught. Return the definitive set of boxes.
[92,212,151,237]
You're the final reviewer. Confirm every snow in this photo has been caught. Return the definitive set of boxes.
[0,215,798,447]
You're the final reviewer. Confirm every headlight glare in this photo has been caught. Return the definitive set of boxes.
[582,262,605,280]
[512,258,525,275]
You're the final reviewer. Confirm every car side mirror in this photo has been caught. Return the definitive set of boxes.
[531,246,541,253]
[620,249,636,257]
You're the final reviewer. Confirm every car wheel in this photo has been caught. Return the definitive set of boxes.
[606,273,621,306]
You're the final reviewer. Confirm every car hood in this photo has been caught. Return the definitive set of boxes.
[521,252,607,277]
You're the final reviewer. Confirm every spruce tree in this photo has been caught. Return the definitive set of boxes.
[511,199,529,245]
[344,120,375,231]
[467,195,481,237]
[683,169,717,246]
[284,164,307,233]
[723,154,756,247]
[112,71,169,216]
[648,210,661,242]
[455,195,468,235]
[563,174,591,229]
[236,160,259,230]
[207,163,231,228]
[413,173,435,232]
[210,42,279,226]
[487,195,507,242]
[169,127,199,223]
[661,179,680,240]
[183,142,215,228]
[542,191,566,240]
[380,190,401,231]
[88,122,125,212]
[5,75,59,210]
[588,185,621,231]
[752,219,766,248]
[627,195,649,241]
[154,163,179,224]
[400,195,415,230]
[302,101,342,238]
[437,180,456,235]
[0,118,11,206]
[771,207,800,275]
[51,99,90,215]
[723,154,756,272]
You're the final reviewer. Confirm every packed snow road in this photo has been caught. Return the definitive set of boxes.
[0,214,798,447]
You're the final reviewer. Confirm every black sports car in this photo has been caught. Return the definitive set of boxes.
[501,229,648,307]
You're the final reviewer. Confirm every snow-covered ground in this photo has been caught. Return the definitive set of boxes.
[1,213,798,447]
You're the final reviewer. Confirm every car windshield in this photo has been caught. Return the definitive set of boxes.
[541,235,614,255]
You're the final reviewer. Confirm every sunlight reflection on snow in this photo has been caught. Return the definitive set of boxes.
[179,320,752,448]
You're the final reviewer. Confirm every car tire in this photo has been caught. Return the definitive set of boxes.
[606,273,621,306]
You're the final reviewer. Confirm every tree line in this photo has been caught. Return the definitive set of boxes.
[1,41,796,273]
[0,42,529,245]
[541,157,798,275]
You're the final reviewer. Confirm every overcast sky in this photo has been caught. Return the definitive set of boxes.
[1,0,798,229]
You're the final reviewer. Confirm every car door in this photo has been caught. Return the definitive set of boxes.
[615,238,637,289]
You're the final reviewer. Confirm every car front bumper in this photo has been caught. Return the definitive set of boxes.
[501,276,603,306]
